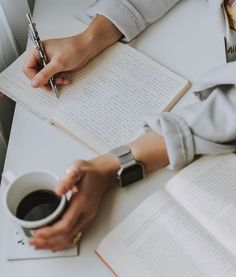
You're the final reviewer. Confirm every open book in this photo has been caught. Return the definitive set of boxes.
[96,154,236,276]
[0,17,190,153]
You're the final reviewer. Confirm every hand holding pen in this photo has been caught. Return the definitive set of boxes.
[24,13,78,95]
[23,15,123,95]
[26,13,60,98]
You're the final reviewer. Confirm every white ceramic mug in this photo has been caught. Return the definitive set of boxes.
[3,170,67,238]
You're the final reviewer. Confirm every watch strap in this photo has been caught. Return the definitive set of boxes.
[110,145,145,187]
[110,145,134,166]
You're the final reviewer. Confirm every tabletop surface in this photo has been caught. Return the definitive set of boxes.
[0,0,226,276]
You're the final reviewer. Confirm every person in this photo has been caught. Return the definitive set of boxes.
[23,0,236,252]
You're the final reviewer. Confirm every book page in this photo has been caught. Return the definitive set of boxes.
[52,44,190,152]
[0,17,87,120]
[0,54,59,119]
[97,191,236,277]
[166,154,236,258]
[0,15,189,151]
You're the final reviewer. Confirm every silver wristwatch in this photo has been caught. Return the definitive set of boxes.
[110,145,145,187]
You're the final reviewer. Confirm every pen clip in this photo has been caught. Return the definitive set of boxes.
[26,13,60,99]
[27,26,34,42]
[27,15,44,53]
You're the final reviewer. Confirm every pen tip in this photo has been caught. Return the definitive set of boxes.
[54,86,60,99]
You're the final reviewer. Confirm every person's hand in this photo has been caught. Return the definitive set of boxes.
[29,154,119,252]
[23,34,92,91]
[29,131,169,252]
[23,15,122,92]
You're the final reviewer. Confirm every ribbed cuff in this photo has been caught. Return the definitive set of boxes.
[86,0,146,41]
[144,112,195,170]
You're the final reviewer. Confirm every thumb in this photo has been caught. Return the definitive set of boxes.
[32,60,60,87]
[56,162,84,196]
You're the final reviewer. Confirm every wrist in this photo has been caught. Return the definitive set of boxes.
[91,153,120,190]
[110,145,145,187]
[82,15,122,57]
[129,132,169,173]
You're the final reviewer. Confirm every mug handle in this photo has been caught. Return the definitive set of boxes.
[1,170,16,186]
[2,171,30,242]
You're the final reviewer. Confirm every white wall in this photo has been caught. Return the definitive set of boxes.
[0,0,29,52]
[0,0,30,138]
[28,0,35,13]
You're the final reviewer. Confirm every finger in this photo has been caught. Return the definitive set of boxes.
[56,161,85,196]
[31,60,62,88]
[30,236,72,250]
[71,216,91,237]
[31,215,86,250]
[38,77,69,94]
[42,77,70,92]
[30,228,82,250]
[33,193,83,239]
[42,84,52,92]
[55,76,70,85]
[30,233,72,248]
[23,49,41,80]
[41,81,64,92]
[30,228,80,250]
[51,244,74,253]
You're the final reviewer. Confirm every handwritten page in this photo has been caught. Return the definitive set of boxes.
[0,54,60,119]
[166,154,236,258]
[97,191,236,277]
[52,43,189,152]
[0,16,189,151]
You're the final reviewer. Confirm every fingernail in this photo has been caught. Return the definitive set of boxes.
[72,186,78,194]
[64,79,70,85]
[32,78,40,87]
[29,240,34,245]
[55,187,63,195]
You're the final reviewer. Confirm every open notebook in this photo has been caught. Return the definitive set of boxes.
[0,17,190,153]
[96,154,236,276]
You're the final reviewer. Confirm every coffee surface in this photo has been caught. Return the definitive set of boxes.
[16,189,61,221]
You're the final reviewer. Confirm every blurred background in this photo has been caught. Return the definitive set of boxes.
[0,0,35,173]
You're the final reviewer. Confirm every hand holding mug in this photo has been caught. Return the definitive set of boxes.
[29,154,119,252]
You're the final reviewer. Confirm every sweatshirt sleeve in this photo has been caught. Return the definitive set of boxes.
[86,0,181,41]
[144,83,236,170]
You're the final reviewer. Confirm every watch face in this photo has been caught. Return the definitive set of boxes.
[119,163,144,187]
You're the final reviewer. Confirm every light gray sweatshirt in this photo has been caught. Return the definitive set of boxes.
[87,0,236,169]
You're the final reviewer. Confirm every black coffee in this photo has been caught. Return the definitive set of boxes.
[16,189,61,221]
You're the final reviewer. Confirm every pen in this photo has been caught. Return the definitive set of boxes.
[26,13,59,98]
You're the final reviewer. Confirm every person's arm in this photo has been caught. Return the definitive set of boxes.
[23,15,122,90]
[87,0,181,41]
[142,84,236,170]
[24,0,181,90]
[29,66,236,251]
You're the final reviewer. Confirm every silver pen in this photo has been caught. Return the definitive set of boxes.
[26,13,59,98]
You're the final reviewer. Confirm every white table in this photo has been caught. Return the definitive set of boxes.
[0,1,226,276]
